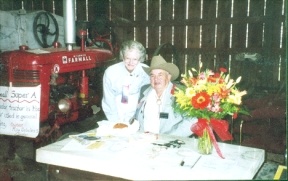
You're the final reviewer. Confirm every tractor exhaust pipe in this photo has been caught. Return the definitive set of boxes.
[63,0,76,51]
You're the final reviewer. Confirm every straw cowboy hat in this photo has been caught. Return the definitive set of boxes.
[143,55,179,81]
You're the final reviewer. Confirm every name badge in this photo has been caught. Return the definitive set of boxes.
[159,112,169,119]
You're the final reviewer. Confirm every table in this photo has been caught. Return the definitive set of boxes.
[36,130,265,180]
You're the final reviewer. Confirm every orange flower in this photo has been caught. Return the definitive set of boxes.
[219,87,230,98]
[207,72,224,83]
[207,76,218,83]
[191,92,211,109]
[189,77,198,85]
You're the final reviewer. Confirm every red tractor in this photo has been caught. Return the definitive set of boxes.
[0,3,115,144]
[0,34,113,141]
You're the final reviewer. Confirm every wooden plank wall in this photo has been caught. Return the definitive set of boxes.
[0,0,286,91]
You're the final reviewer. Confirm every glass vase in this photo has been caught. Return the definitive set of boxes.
[197,128,213,155]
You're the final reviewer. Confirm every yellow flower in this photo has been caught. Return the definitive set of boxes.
[173,62,247,120]
[197,79,206,86]
[227,95,241,105]
[194,84,206,92]
[174,90,190,108]
[185,87,196,98]
[206,84,221,95]
[181,78,189,87]
[227,90,247,105]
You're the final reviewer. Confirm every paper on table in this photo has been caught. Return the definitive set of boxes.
[61,139,103,151]
[61,122,140,151]
[61,130,104,151]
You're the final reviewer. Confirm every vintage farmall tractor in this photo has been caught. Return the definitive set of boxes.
[0,0,115,145]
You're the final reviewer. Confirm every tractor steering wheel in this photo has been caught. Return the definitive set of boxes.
[33,11,59,48]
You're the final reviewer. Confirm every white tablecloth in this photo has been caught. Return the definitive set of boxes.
[36,121,265,180]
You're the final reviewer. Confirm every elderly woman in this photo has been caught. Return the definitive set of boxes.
[102,40,150,123]
[135,55,196,137]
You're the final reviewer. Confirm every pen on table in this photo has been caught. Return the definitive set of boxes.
[190,156,201,168]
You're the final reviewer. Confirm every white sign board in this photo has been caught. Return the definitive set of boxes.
[0,85,41,138]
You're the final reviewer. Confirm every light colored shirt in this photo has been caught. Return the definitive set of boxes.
[143,86,171,134]
[143,89,161,133]
[136,82,197,137]
[102,61,150,123]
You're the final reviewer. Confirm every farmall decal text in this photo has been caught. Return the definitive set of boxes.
[62,54,92,64]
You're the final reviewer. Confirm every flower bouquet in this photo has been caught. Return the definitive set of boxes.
[173,62,248,158]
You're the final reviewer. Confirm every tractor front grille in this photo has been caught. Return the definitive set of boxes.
[12,69,40,87]
[0,63,8,86]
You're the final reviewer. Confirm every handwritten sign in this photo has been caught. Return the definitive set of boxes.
[0,85,41,138]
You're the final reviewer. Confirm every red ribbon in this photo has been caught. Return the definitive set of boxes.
[191,118,233,159]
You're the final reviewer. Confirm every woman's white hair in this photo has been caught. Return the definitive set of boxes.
[119,40,146,63]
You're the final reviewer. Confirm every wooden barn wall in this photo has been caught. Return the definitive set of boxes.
[0,0,286,91]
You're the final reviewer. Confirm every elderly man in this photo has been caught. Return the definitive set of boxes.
[135,55,197,137]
